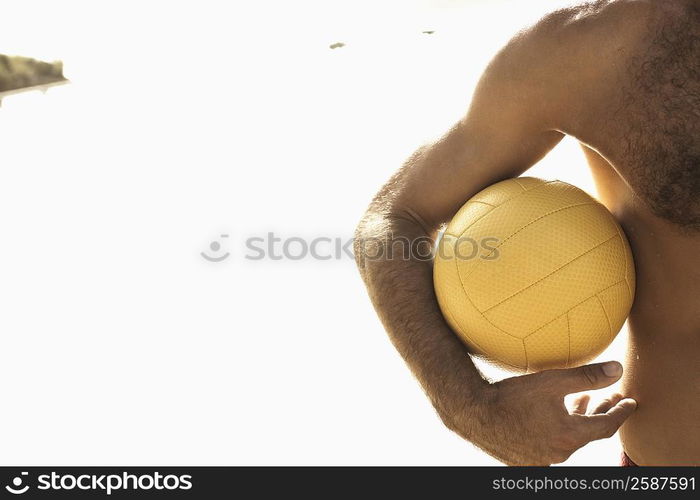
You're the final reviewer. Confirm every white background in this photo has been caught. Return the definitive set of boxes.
[0,0,627,465]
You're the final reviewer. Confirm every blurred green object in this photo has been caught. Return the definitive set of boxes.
[0,54,66,93]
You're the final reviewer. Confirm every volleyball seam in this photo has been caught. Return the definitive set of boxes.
[460,201,600,283]
[566,312,571,369]
[440,262,527,370]
[453,180,557,237]
[512,178,526,190]
[596,293,614,342]
[453,253,524,341]
[479,233,620,314]
[612,215,633,300]
[520,278,627,340]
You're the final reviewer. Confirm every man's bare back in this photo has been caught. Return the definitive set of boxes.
[356,0,699,465]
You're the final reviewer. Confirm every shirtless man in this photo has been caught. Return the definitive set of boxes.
[355,0,699,466]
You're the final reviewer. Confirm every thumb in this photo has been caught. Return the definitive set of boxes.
[547,361,624,395]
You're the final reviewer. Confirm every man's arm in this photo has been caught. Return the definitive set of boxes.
[355,21,636,465]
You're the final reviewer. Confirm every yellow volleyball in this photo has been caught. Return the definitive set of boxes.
[433,177,635,372]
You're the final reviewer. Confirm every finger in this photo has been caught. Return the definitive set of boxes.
[547,361,624,395]
[570,394,590,415]
[590,393,624,415]
[577,398,637,440]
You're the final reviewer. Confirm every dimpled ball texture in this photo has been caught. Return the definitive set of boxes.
[434,177,635,372]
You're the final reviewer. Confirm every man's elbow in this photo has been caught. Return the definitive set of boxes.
[353,210,387,275]
[353,205,436,280]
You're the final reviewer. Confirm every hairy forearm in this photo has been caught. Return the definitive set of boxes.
[354,209,491,436]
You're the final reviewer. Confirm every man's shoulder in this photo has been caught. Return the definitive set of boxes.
[495,0,690,93]
[533,0,693,44]
[487,1,650,95]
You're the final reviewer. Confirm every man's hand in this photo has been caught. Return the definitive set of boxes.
[447,361,637,466]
